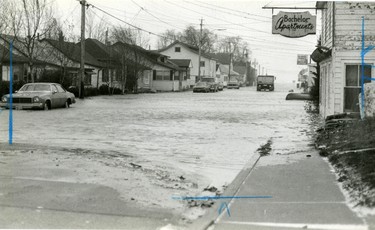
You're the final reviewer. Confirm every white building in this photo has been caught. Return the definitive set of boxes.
[159,41,217,87]
[312,1,375,118]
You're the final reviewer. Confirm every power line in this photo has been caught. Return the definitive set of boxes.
[164,0,271,36]
[130,0,185,30]
[87,3,168,40]
[184,1,269,23]
[196,0,271,20]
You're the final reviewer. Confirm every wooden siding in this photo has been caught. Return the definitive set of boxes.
[334,2,375,51]
[321,2,334,48]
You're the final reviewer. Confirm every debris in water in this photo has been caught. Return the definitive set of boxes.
[257,139,272,156]
[179,176,185,180]
[203,186,218,192]
[129,162,142,168]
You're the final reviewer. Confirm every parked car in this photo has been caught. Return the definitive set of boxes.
[227,81,240,89]
[0,83,76,110]
[201,77,218,92]
[217,82,224,91]
[193,82,210,93]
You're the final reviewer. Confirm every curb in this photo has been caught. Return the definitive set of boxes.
[188,153,262,230]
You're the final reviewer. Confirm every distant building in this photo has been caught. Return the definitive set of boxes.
[159,41,217,87]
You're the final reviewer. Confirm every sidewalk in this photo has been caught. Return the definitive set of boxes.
[194,150,371,230]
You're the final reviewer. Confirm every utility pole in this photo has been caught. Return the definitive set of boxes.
[228,42,232,82]
[79,0,86,99]
[197,18,203,82]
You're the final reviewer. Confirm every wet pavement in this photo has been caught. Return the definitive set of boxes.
[0,84,332,228]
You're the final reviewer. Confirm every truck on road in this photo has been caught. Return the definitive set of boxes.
[257,75,275,91]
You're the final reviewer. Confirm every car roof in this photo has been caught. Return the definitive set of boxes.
[23,83,60,85]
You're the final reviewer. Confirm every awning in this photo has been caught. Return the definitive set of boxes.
[311,48,331,63]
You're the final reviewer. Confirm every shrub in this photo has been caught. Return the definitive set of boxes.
[0,80,26,97]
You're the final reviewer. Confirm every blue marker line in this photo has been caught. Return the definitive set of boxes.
[9,41,13,145]
[172,195,273,200]
[360,16,375,119]
[218,202,231,217]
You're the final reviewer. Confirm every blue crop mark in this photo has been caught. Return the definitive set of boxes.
[172,195,273,200]
[9,41,13,145]
[218,202,231,217]
[361,17,375,119]
[172,195,272,218]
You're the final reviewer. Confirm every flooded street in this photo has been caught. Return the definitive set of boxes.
[0,84,318,216]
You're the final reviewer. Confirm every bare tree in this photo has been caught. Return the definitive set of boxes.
[15,0,55,83]
[217,36,251,62]
[111,26,153,93]
[159,26,217,52]
[0,0,22,83]
[86,9,109,42]
[157,29,181,49]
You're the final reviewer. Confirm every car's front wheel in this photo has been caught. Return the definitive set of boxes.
[64,100,70,108]
[43,102,49,110]
[44,101,51,111]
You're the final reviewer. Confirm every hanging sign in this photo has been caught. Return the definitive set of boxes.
[272,11,316,38]
[297,54,309,65]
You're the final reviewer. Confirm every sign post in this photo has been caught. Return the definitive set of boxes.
[297,54,309,65]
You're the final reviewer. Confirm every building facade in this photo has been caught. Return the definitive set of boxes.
[314,1,375,118]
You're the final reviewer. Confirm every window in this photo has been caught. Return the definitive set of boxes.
[51,85,58,92]
[344,64,371,112]
[84,73,92,85]
[55,84,66,92]
[175,47,181,52]
[200,61,205,67]
[154,70,171,81]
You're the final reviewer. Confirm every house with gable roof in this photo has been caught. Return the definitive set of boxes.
[0,34,62,82]
[112,42,189,92]
[209,53,240,87]
[158,40,217,87]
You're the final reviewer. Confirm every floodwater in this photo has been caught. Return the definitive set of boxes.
[0,83,318,212]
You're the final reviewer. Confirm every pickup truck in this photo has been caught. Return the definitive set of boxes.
[257,75,275,91]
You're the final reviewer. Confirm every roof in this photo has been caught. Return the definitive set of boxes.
[169,59,191,68]
[43,38,106,68]
[233,65,246,75]
[219,64,239,76]
[159,40,215,60]
[209,53,231,65]
[0,43,29,63]
[0,34,57,66]
[85,39,111,60]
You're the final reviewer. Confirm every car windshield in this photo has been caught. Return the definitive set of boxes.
[19,84,51,92]
[196,82,207,86]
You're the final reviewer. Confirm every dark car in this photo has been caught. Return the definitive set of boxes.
[0,83,76,110]
[193,82,210,93]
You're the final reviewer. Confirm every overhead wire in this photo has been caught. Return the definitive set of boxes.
[196,0,271,19]
[87,3,169,39]
[130,0,185,30]
[184,0,269,23]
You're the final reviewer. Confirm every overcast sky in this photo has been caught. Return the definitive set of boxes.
[56,0,321,83]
